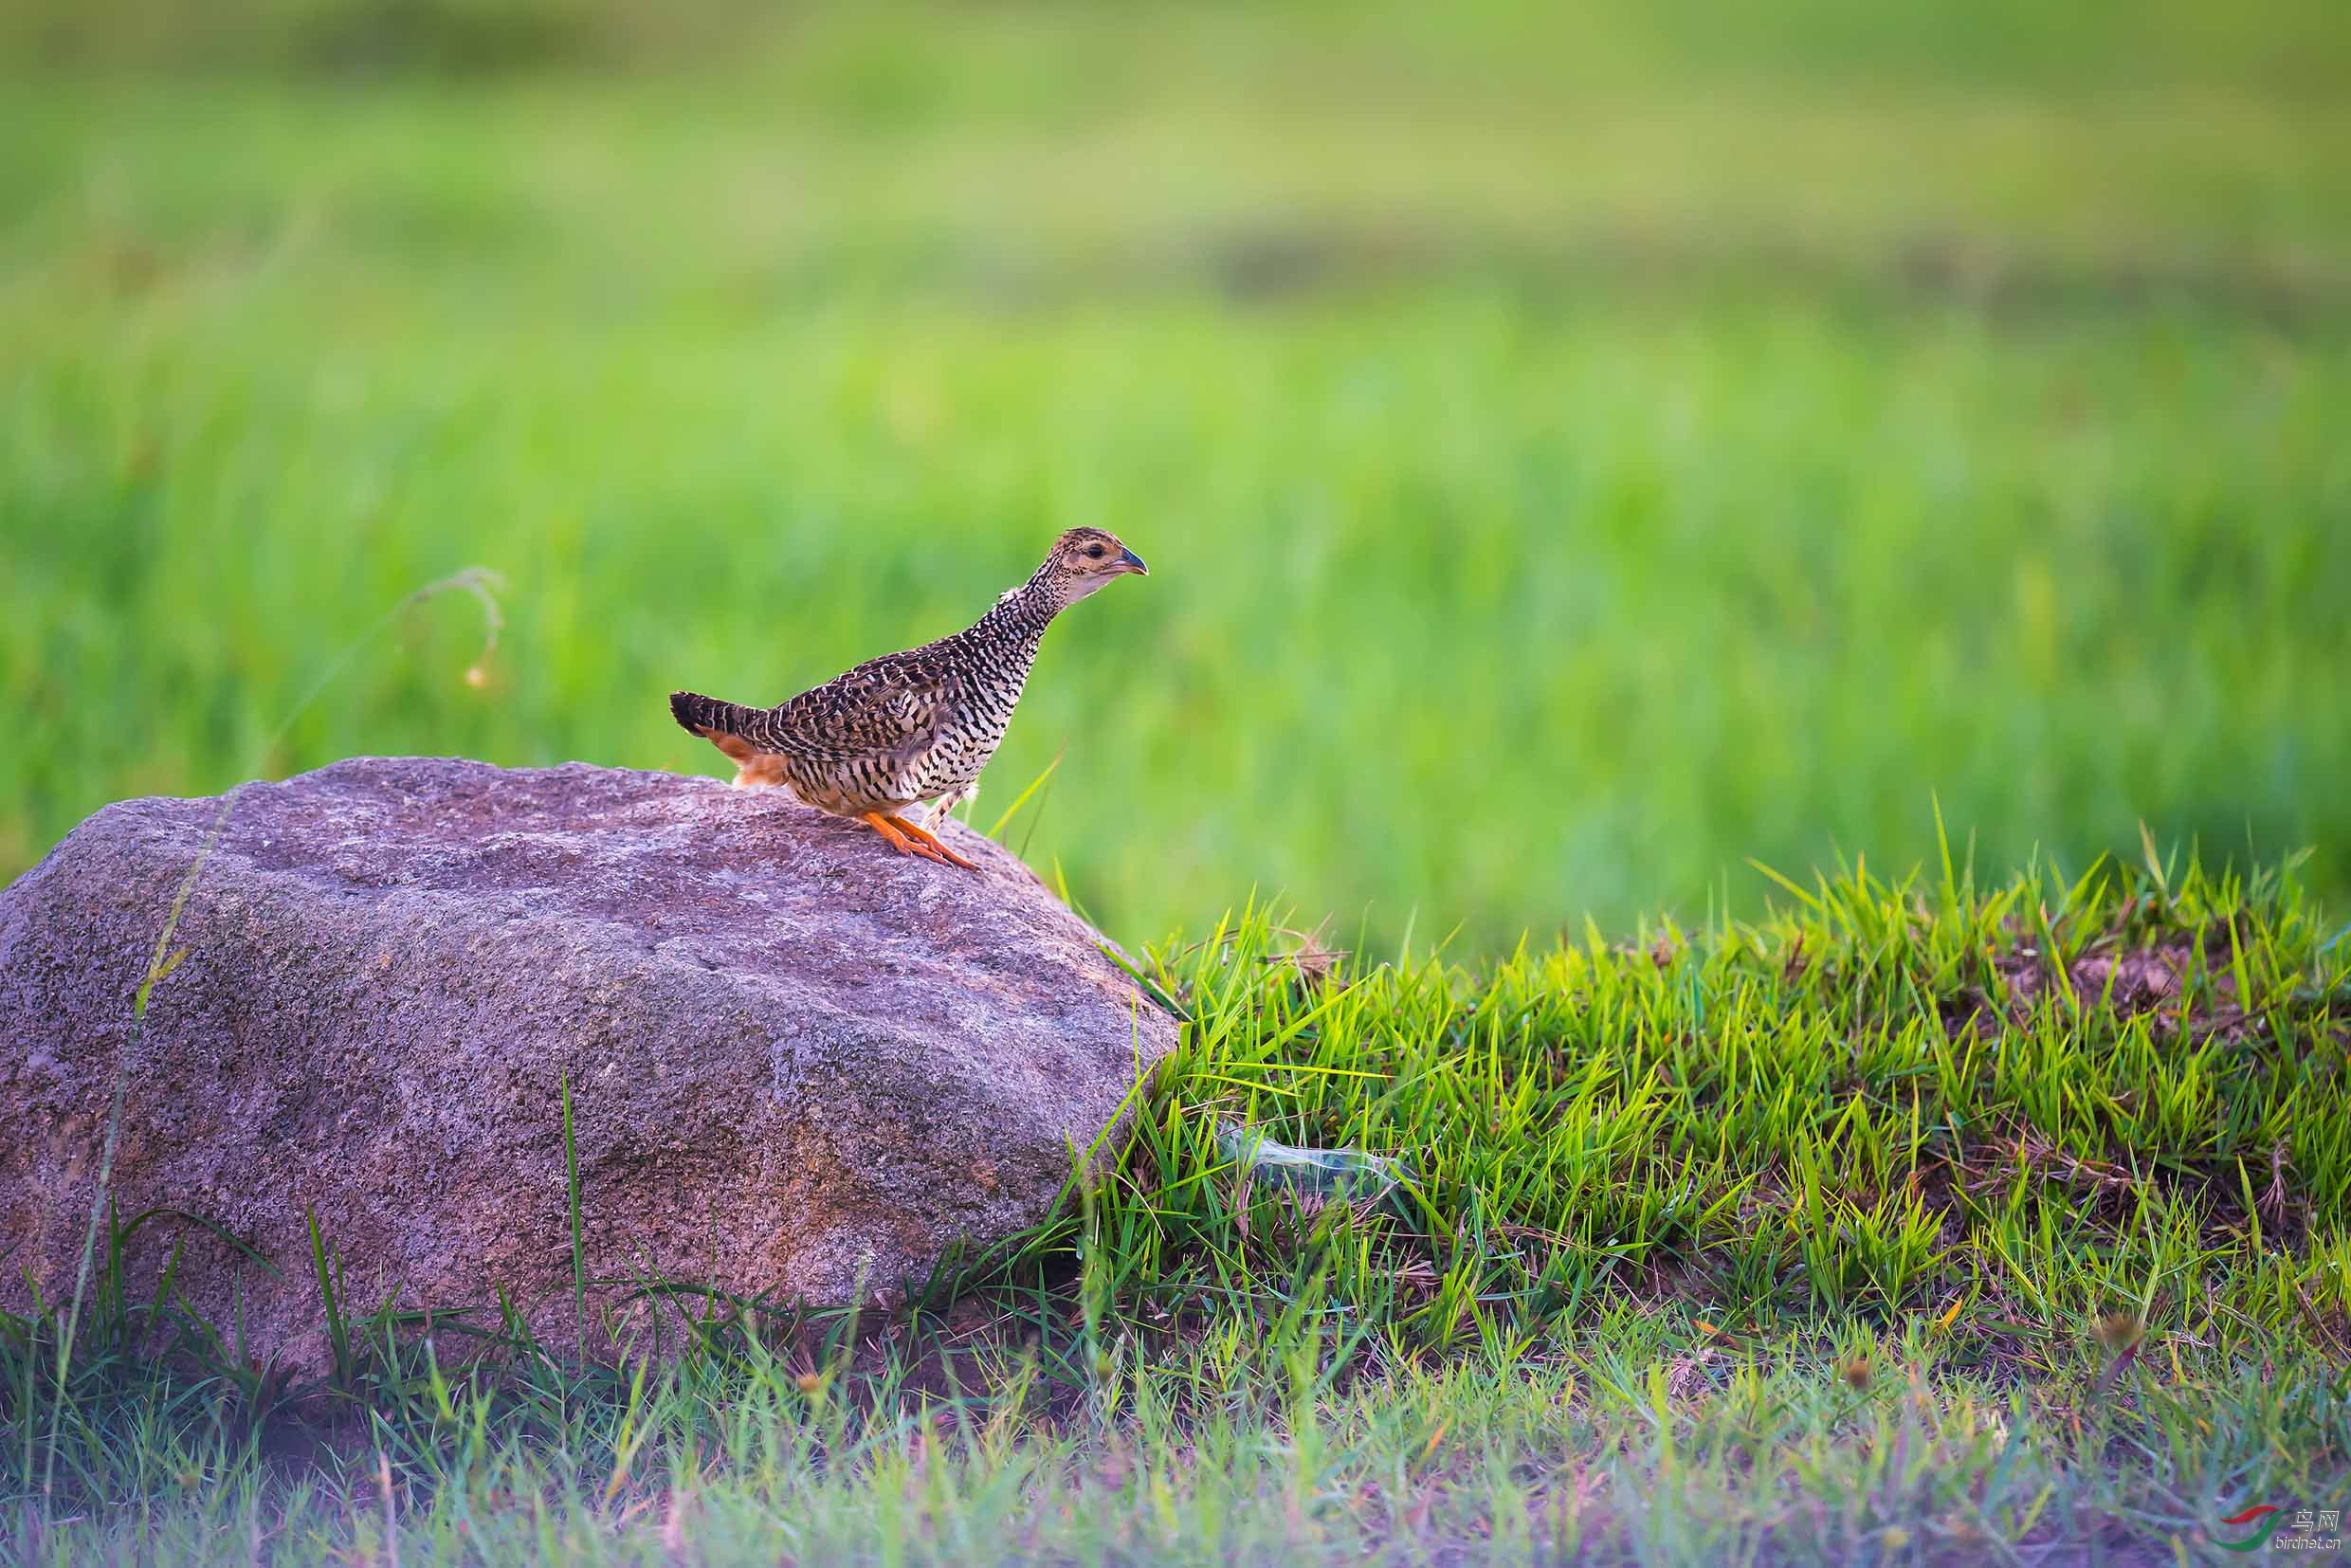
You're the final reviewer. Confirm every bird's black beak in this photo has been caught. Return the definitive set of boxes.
[1117,547,1149,576]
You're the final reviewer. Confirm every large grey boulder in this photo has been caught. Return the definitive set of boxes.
[0,758,1176,1363]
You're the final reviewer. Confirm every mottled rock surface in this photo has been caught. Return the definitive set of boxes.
[0,758,1176,1363]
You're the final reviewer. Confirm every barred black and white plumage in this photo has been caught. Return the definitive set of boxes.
[669,527,1147,869]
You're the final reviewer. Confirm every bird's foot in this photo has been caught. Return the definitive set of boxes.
[860,811,943,866]
[888,813,982,870]
[860,811,981,871]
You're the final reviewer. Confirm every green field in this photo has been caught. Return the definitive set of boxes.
[7,3,2351,1560]
[6,1,2349,950]
[12,869,2351,1561]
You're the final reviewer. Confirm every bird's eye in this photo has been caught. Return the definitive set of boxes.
[1084,544,1105,557]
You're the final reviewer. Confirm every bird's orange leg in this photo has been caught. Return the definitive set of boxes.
[861,811,952,866]
[883,812,981,871]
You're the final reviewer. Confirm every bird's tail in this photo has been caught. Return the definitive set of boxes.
[669,690,765,764]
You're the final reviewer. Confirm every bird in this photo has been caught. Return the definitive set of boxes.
[669,527,1148,870]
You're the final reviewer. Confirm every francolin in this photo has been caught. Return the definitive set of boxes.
[670,528,1147,869]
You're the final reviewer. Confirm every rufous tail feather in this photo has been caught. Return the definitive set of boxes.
[669,690,762,765]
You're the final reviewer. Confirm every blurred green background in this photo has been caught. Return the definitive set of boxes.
[5,0,2347,950]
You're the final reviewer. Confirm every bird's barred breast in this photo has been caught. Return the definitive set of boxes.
[914,703,1015,798]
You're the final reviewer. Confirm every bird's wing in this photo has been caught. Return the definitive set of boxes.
[769,653,959,768]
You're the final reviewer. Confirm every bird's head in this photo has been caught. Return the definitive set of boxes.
[1039,526,1148,604]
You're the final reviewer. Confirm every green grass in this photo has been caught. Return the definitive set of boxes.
[8,858,2349,1561]
[5,1,2351,948]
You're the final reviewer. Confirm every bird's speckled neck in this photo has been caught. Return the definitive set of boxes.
[984,571,1067,636]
